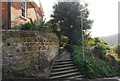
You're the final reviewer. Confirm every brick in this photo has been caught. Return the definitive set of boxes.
[2,2,43,29]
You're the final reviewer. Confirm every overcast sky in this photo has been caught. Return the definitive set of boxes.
[40,0,119,37]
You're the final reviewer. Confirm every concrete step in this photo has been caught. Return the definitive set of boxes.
[50,54,84,79]
[53,63,74,68]
[54,61,73,65]
[51,72,81,79]
[51,69,79,75]
[56,59,72,62]
[52,66,76,72]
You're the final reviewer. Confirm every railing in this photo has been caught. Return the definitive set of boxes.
[48,49,62,79]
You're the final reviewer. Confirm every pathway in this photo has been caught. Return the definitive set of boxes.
[50,49,84,79]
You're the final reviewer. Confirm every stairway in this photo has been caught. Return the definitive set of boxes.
[50,58,84,79]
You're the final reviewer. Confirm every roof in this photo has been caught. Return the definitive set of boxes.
[27,0,44,15]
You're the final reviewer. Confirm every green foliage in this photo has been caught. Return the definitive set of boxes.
[84,38,94,47]
[51,1,93,45]
[59,42,67,47]
[93,38,110,49]
[46,19,61,38]
[93,45,107,60]
[59,35,69,47]
[70,46,120,78]
[92,38,113,62]
[114,44,120,58]
[17,18,53,32]
[18,23,32,30]
[84,31,93,47]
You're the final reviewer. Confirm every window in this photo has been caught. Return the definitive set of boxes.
[21,0,26,18]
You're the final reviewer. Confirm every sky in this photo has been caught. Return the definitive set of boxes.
[40,0,119,37]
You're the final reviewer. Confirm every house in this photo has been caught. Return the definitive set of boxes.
[1,0,44,29]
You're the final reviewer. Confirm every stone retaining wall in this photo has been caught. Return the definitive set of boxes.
[2,30,59,78]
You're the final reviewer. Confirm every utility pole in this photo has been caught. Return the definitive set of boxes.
[80,9,85,60]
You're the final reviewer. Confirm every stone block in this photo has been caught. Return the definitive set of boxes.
[2,30,59,78]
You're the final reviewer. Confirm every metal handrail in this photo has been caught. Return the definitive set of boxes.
[48,50,61,79]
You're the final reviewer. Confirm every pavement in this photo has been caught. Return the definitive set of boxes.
[57,49,72,61]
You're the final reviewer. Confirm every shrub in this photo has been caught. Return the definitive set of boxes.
[59,36,69,47]
[92,45,108,60]
[18,23,33,30]
[114,44,120,58]
[17,18,53,32]
[70,46,120,78]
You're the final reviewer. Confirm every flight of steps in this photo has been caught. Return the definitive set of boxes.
[50,59,84,79]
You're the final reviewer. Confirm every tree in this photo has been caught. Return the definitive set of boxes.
[51,0,93,45]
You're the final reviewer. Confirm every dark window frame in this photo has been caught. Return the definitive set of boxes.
[21,0,27,18]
